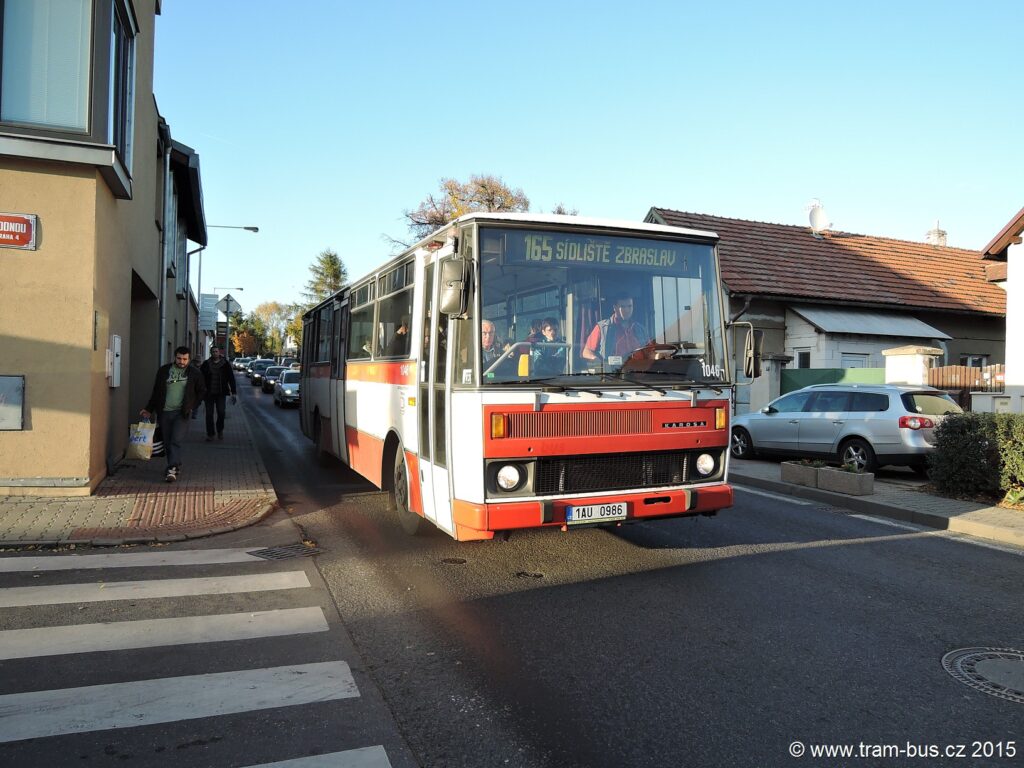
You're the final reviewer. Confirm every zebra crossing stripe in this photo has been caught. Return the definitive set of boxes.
[0,571,310,608]
[0,607,328,660]
[0,547,271,572]
[244,745,392,767]
[0,661,359,742]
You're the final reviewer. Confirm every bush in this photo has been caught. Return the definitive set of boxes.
[929,412,1024,500]
[929,413,1001,497]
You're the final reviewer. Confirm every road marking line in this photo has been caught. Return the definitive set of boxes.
[0,547,272,573]
[733,484,813,505]
[0,661,359,743]
[0,607,328,660]
[848,514,923,532]
[0,571,310,608]
[246,746,393,767]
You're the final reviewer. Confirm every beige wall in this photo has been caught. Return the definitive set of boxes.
[0,0,167,494]
[0,159,98,492]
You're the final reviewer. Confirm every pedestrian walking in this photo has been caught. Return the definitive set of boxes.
[200,345,237,441]
[140,346,206,483]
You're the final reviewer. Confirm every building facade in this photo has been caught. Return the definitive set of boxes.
[0,0,206,495]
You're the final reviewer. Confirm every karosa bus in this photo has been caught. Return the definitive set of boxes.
[300,213,758,541]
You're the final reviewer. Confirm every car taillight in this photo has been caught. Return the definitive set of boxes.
[899,415,934,430]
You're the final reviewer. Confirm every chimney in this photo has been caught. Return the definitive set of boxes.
[925,220,947,247]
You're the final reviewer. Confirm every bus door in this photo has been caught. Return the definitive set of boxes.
[329,299,349,463]
[417,261,454,534]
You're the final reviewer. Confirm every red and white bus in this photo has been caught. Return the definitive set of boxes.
[301,213,746,541]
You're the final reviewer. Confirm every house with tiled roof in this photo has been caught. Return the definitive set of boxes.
[645,208,1006,412]
[974,206,1023,413]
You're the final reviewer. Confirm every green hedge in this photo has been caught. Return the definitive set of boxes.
[929,413,1024,500]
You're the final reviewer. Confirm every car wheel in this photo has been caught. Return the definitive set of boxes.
[393,443,427,535]
[731,427,756,460]
[839,438,878,473]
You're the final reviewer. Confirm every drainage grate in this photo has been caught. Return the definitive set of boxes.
[942,647,1024,704]
[247,544,322,560]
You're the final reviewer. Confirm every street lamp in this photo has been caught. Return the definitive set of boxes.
[188,224,259,358]
[214,287,244,360]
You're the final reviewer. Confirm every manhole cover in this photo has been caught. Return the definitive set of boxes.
[942,647,1024,704]
[248,544,322,560]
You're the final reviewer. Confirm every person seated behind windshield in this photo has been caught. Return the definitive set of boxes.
[481,319,504,367]
[524,319,543,344]
[531,317,567,375]
[581,293,649,362]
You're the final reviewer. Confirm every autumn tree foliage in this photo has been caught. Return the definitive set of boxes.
[404,174,530,241]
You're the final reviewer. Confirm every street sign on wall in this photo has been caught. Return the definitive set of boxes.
[0,213,38,250]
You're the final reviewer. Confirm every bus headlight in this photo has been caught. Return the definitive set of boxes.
[695,453,716,476]
[496,464,523,491]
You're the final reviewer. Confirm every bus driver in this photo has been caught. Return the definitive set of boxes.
[581,292,648,362]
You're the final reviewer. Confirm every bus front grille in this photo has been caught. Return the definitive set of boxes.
[534,451,690,495]
[508,409,653,438]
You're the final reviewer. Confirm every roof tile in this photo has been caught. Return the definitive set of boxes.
[652,209,1005,316]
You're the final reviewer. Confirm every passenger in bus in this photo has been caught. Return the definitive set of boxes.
[481,319,504,367]
[581,292,649,362]
[384,317,410,357]
[524,318,543,344]
[531,317,566,376]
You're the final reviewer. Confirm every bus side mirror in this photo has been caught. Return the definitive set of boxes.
[744,328,764,379]
[439,258,469,316]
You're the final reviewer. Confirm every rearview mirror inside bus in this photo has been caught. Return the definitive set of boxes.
[439,258,469,316]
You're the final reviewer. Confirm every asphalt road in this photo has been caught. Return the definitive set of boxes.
[242,383,1024,768]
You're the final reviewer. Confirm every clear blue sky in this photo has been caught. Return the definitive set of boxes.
[153,0,1023,315]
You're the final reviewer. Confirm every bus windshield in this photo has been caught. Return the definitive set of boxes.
[478,226,728,386]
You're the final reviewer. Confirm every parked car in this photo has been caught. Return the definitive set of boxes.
[730,383,963,473]
[248,359,274,385]
[274,370,301,407]
[233,357,252,371]
[261,366,287,393]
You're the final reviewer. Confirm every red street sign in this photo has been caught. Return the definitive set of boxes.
[0,213,37,250]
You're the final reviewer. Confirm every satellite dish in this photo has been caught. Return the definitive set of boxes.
[808,200,830,234]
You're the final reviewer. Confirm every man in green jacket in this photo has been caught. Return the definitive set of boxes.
[140,346,206,482]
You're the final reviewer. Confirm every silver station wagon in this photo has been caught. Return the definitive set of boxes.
[730,383,963,473]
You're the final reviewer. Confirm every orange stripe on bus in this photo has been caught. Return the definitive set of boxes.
[345,426,385,487]
[405,450,423,515]
[346,361,417,385]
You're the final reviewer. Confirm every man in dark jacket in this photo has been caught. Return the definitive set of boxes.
[140,346,206,482]
[200,346,237,441]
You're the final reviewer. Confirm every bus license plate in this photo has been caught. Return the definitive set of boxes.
[566,502,628,525]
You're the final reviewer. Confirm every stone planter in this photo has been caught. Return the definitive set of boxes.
[817,466,874,496]
[781,461,819,488]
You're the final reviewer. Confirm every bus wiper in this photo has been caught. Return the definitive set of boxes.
[524,374,610,397]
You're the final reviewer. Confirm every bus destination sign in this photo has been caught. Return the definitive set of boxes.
[485,227,698,273]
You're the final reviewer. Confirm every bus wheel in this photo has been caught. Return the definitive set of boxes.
[393,444,427,535]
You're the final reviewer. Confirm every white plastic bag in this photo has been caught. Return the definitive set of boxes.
[127,421,156,460]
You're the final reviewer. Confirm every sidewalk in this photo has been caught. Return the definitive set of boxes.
[731,459,1024,548]
[0,402,277,547]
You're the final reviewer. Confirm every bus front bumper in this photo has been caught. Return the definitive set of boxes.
[453,483,733,539]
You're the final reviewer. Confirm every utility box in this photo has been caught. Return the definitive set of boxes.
[107,334,122,388]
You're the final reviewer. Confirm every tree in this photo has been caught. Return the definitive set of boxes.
[404,174,529,241]
[253,301,290,356]
[303,249,348,303]
[230,311,268,356]
[551,203,578,216]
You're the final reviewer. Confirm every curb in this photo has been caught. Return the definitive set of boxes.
[732,473,1024,548]
[0,499,277,549]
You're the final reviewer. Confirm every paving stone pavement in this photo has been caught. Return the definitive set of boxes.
[731,458,1024,548]
[0,401,277,547]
